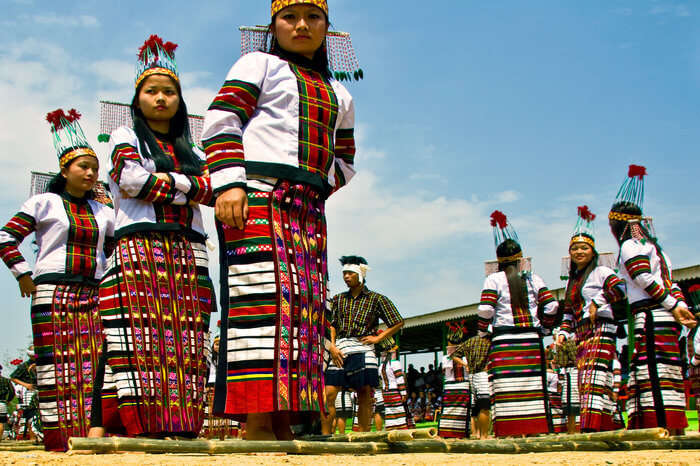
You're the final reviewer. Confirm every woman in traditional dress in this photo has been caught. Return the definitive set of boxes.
[437,322,470,438]
[557,206,627,432]
[100,35,214,437]
[477,211,559,437]
[0,110,114,450]
[202,0,358,440]
[608,165,695,435]
[379,345,409,430]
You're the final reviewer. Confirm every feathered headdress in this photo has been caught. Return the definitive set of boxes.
[45,108,97,168]
[688,284,700,316]
[10,359,22,366]
[446,319,469,344]
[609,164,646,223]
[135,34,179,88]
[340,255,370,283]
[490,210,522,263]
[570,205,596,249]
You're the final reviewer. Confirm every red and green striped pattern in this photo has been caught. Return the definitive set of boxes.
[203,134,244,173]
[625,255,652,279]
[62,198,99,277]
[109,143,140,185]
[208,79,260,125]
[480,289,498,307]
[603,274,626,303]
[290,63,338,178]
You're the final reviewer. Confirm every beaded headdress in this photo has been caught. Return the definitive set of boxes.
[135,35,179,89]
[490,210,522,264]
[570,205,596,249]
[45,108,97,168]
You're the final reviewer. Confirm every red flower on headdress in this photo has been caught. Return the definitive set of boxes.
[46,109,68,131]
[628,164,647,180]
[138,34,178,60]
[490,210,508,229]
[577,205,596,222]
[10,359,22,366]
[66,108,81,122]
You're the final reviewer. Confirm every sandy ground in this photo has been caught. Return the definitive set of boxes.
[0,450,699,465]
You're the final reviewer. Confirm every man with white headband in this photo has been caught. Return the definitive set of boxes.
[323,256,404,433]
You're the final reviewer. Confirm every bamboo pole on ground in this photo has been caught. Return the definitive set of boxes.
[68,437,391,455]
[389,439,612,454]
[522,428,668,443]
[0,444,44,452]
[303,428,437,443]
[610,439,700,451]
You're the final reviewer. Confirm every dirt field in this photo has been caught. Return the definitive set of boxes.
[1,450,699,465]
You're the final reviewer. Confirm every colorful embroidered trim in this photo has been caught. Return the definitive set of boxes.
[271,0,328,17]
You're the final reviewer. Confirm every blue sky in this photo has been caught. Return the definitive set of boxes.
[0,1,699,368]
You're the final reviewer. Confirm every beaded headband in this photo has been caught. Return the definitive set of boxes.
[45,109,97,168]
[497,251,523,264]
[569,206,596,248]
[608,211,642,222]
[271,0,328,17]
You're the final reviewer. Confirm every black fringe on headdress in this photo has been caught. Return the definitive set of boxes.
[339,255,368,266]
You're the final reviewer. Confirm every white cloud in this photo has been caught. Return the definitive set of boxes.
[33,14,100,27]
[649,4,692,17]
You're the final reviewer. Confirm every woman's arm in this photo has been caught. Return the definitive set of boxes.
[0,199,38,296]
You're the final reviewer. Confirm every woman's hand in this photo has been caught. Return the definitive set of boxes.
[671,303,697,328]
[215,187,248,229]
[153,172,170,182]
[18,275,36,298]
[589,301,598,325]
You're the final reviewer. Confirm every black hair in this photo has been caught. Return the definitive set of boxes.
[47,158,96,199]
[131,77,202,176]
[496,239,529,314]
[264,12,332,80]
[339,255,368,266]
[564,249,599,312]
[609,201,642,245]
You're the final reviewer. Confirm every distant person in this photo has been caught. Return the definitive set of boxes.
[438,324,470,438]
[407,364,418,394]
[0,364,15,440]
[324,256,404,433]
[454,333,491,439]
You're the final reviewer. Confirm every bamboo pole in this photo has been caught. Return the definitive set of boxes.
[389,439,612,454]
[522,427,669,443]
[303,428,437,443]
[68,437,391,455]
[610,439,700,451]
[0,444,44,452]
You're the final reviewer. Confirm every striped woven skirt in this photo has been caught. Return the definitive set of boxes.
[438,380,470,438]
[549,389,565,433]
[627,304,687,430]
[383,389,408,430]
[31,283,103,451]
[489,329,551,437]
[214,182,327,421]
[99,232,213,436]
[575,320,621,431]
